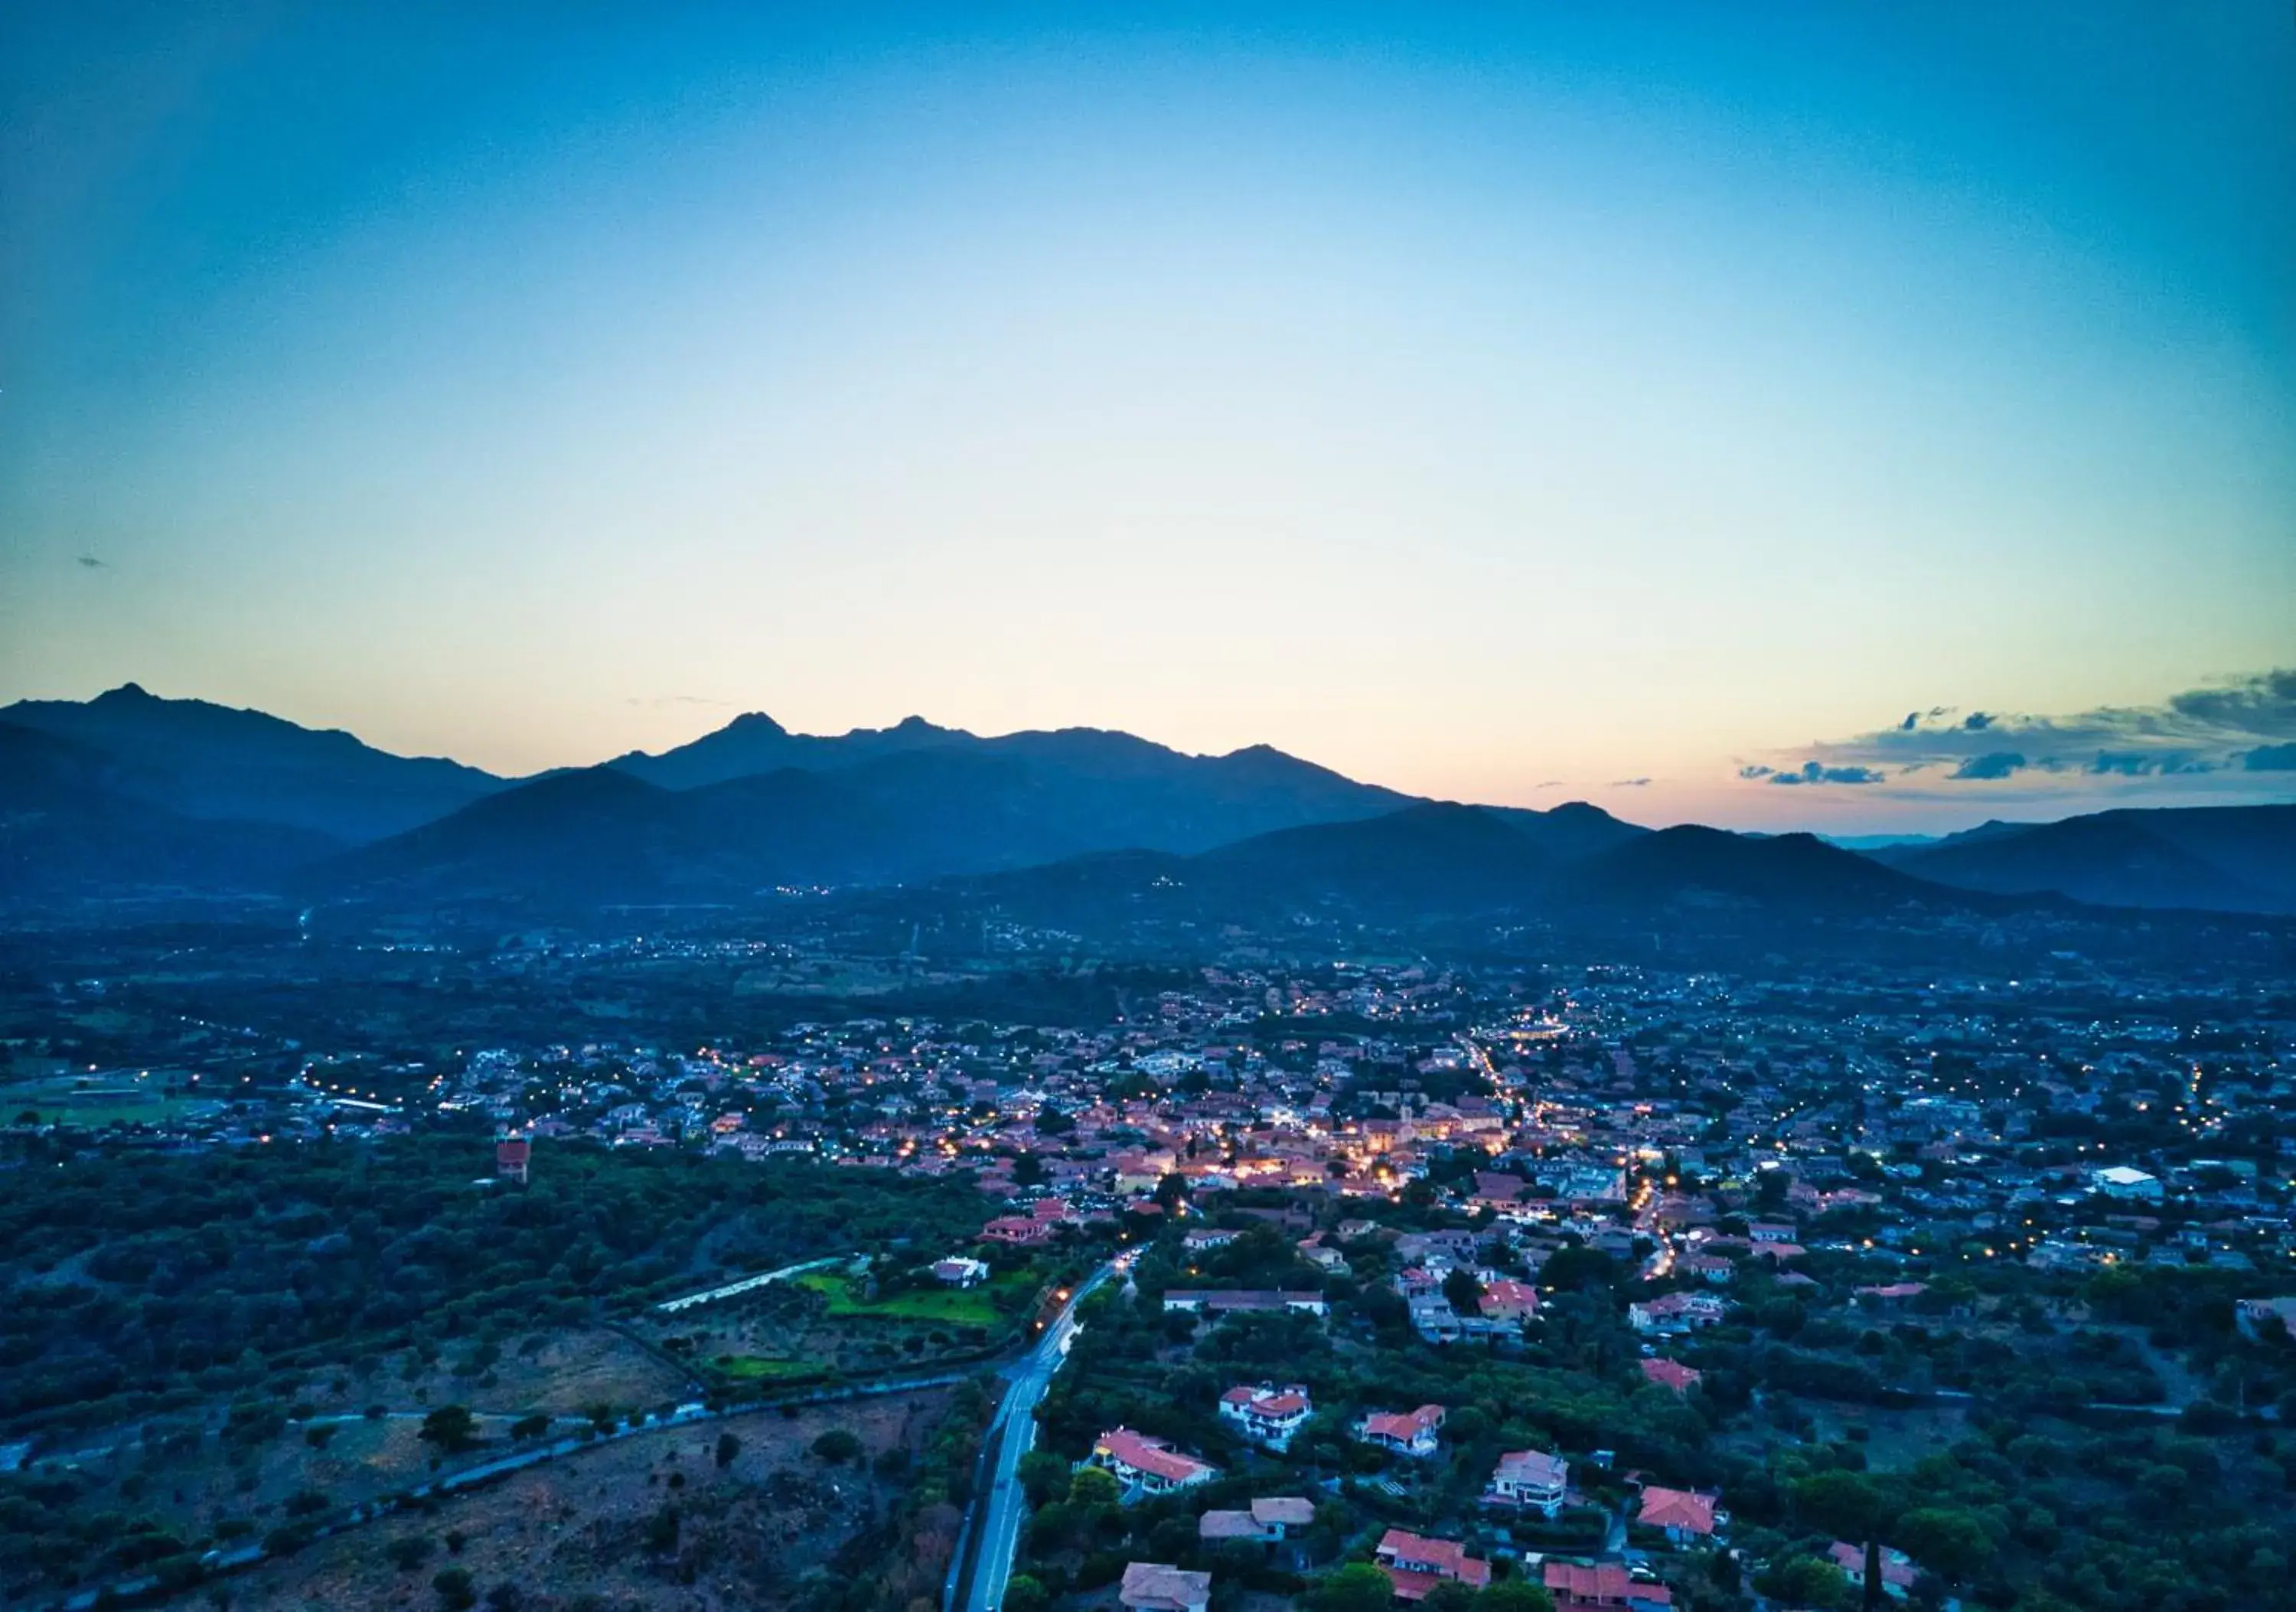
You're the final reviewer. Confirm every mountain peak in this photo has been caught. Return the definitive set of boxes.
[722,711,790,737]
[96,681,156,703]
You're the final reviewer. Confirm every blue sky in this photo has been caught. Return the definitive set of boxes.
[2,2,2291,828]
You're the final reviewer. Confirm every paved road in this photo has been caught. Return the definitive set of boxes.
[654,1255,853,1314]
[962,1262,1119,1612]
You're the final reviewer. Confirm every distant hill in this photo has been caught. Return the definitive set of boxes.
[0,721,339,898]
[1566,824,1962,913]
[612,710,1413,848]
[920,801,2001,933]
[1874,804,2296,912]
[1,684,507,842]
[607,711,966,788]
[12,684,2291,922]
[322,728,1423,902]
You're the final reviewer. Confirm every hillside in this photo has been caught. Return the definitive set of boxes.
[1877,803,2296,912]
[1,684,507,842]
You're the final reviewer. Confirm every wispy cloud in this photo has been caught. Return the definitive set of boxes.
[626,694,732,708]
[1744,670,2296,797]
[1740,762,1884,787]
[1610,777,1652,788]
[77,555,106,569]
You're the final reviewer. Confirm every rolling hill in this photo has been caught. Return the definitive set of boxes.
[1874,804,2296,912]
[1,684,507,842]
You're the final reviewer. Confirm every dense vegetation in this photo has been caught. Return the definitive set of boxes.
[0,1137,989,1435]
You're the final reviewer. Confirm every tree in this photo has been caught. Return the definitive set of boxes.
[811,1428,863,1464]
[1476,1583,1555,1612]
[1895,1508,1993,1584]
[1018,1450,1071,1507]
[419,1405,479,1455]
[1003,1575,1051,1612]
[431,1567,476,1611]
[1423,1583,1479,1612]
[1309,1563,1401,1612]
[1069,1466,1122,1509]
[389,1536,435,1572]
[1791,1470,1891,1545]
[1758,1556,1850,1610]
[1443,1268,1484,1315]
[714,1431,741,1469]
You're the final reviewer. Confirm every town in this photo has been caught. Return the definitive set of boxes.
[5,934,2293,1612]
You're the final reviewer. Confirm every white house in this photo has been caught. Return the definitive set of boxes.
[1482,1448,1568,1516]
[1084,1428,1218,1498]
[1355,1404,1446,1457]
[1218,1384,1313,1451]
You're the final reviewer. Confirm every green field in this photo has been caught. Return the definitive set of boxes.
[714,1355,823,1381]
[792,1270,1030,1326]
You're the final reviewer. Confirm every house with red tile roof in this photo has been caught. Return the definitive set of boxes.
[979,1215,1055,1246]
[1355,1404,1446,1457]
[1084,1428,1218,1497]
[1828,1542,1916,1598]
[1636,1485,1722,1542]
[1218,1383,1313,1451]
[1639,1358,1702,1395]
[1375,1529,1492,1601]
[1544,1561,1674,1612]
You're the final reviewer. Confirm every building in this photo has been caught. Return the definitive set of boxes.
[1627,1291,1727,1335]
[980,1215,1056,1247]
[1084,1428,1218,1497]
[1120,1562,1212,1612]
[1218,1384,1313,1451]
[1639,1358,1702,1395]
[1483,1448,1569,1516]
[1355,1404,1446,1457]
[2235,1296,2296,1341]
[1199,1497,1315,1546]
[1376,1529,1492,1601]
[1544,1561,1675,1612]
[1636,1486,1722,1543]
[931,1256,990,1287]
[1828,1542,1916,1600]
[2092,1165,2163,1202]
[494,1137,530,1183]
[1162,1290,1329,1317]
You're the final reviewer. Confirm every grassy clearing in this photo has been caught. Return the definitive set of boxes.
[714,1355,823,1381]
[791,1270,1031,1326]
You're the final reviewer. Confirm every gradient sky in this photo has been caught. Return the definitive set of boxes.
[3,2,2292,830]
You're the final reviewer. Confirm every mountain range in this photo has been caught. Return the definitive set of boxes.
[2,684,2289,919]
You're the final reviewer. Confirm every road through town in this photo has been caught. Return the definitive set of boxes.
[959,1260,1120,1612]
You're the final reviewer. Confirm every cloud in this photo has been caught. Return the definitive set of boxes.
[77,555,105,569]
[627,694,732,708]
[1610,777,1652,788]
[2090,752,2212,777]
[1762,761,1883,786]
[1746,669,2296,801]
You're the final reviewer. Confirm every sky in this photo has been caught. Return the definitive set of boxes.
[2,2,2292,832]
